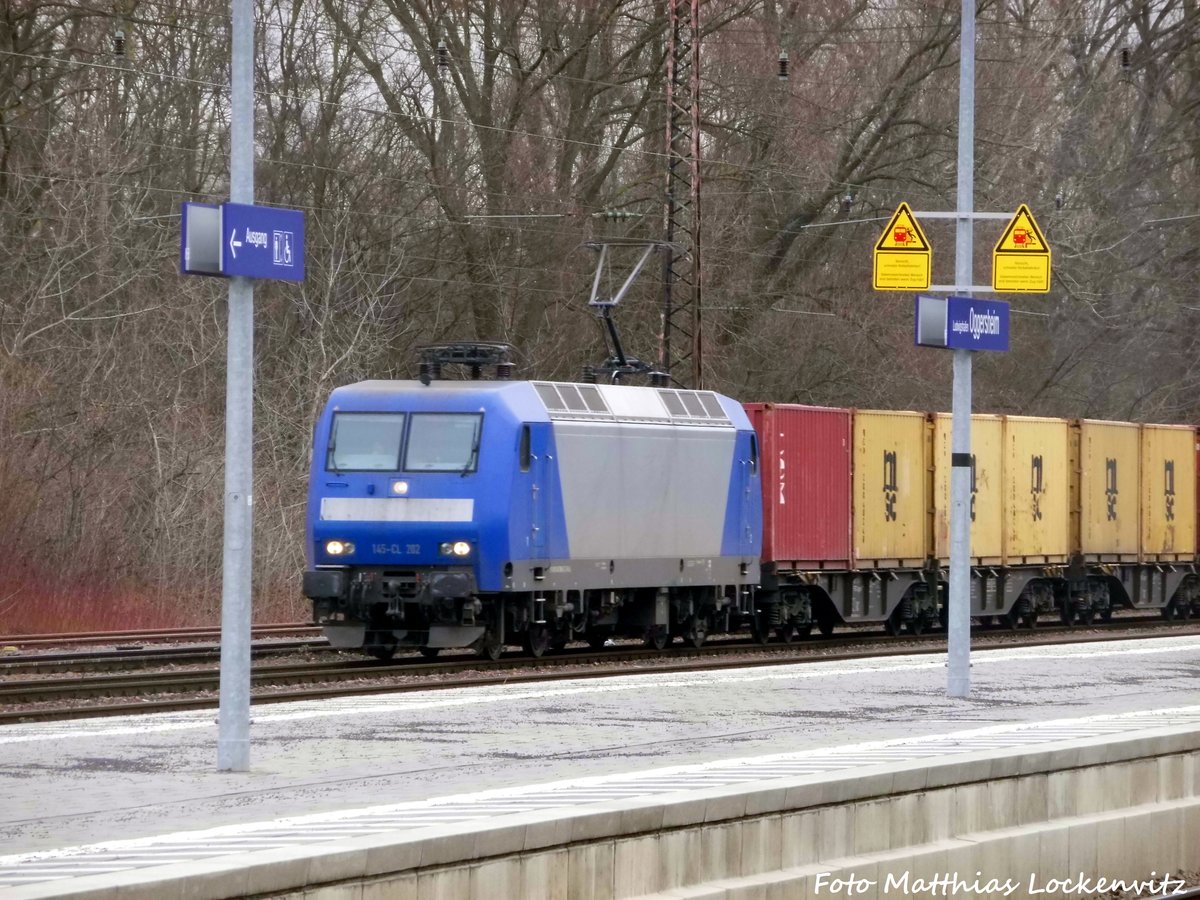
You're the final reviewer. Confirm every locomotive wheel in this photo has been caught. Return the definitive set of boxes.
[645,625,670,651]
[418,646,441,660]
[477,631,504,661]
[750,612,772,645]
[685,617,708,649]
[587,631,610,650]
[367,643,397,661]
[776,624,795,644]
[524,625,551,658]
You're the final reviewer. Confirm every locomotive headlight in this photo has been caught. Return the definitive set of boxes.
[391,480,409,495]
[325,540,355,556]
[440,541,471,557]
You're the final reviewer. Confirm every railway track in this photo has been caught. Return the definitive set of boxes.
[0,623,321,651]
[3,616,1198,724]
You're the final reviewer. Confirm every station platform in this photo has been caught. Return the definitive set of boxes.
[2,635,1200,898]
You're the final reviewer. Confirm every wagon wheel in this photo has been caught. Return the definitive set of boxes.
[1099,607,1114,623]
[775,624,795,644]
[977,615,995,629]
[524,625,551,658]
[1161,601,1178,621]
[906,617,926,637]
[418,646,441,660]
[476,631,504,661]
[645,625,670,651]
[750,610,773,645]
[367,643,397,661]
[1180,602,1194,621]
[1059,604,1076,627]
[816,613,837,637]
[883,610,903,637]
[1078,607,1096,627]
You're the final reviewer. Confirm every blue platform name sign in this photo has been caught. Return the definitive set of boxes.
[915,295,1010,352]
[220,203,305,282]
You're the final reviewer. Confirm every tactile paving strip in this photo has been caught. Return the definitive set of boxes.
[1,704,1198,887]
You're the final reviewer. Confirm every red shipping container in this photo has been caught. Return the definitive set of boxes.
[745,403,853,568]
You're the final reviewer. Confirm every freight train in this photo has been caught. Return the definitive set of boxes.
[303,346,1199,659]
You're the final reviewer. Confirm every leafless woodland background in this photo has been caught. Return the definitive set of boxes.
[0,0,1196,628]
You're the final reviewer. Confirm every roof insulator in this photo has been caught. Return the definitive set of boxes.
[1120,47,1131,71]
[114,30,126,57]
[437,40,450,77]
[777,50,789,81]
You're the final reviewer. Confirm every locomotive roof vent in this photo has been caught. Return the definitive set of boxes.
[416,342,516,385]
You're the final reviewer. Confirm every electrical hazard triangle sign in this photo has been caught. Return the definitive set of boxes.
[874,202,931,290]
[993,204,1051,293]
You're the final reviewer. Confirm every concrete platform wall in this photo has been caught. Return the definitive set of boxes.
[13,728,1200,900]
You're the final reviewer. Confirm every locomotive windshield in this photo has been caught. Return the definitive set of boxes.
[326,413,404,471]
[405,413,482,473]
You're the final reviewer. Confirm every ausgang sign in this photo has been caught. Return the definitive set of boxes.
[873,202,931,291]
[993,204,1050,293]
[180,201,306,282]
[915,295,1010,352]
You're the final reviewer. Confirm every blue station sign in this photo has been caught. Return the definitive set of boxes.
[915,295,1010,352]
[181,202,306,282]
[220,203,305,282]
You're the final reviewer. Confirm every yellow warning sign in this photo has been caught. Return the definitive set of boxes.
[873,202,931,291]
[993,203,1051,293]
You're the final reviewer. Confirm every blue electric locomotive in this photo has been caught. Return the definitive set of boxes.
[303,360,762,659]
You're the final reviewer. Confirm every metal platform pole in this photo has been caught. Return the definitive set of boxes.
[217,0,255,771]
[947,0,976,699]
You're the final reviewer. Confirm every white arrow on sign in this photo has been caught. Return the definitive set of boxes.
[228,229,243,259]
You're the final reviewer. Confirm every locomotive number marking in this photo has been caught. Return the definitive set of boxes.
[372,543,421,555]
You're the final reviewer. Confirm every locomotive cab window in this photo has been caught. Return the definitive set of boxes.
[326,413,405,471]
[749,434,759,474]
[405,413,483,472]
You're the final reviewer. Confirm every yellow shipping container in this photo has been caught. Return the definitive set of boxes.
[1004,416,1070,562]
[1074,420,1140,560]
[933,414,1003,563]
[853,410,931,566]
[1140,424,1196,560]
